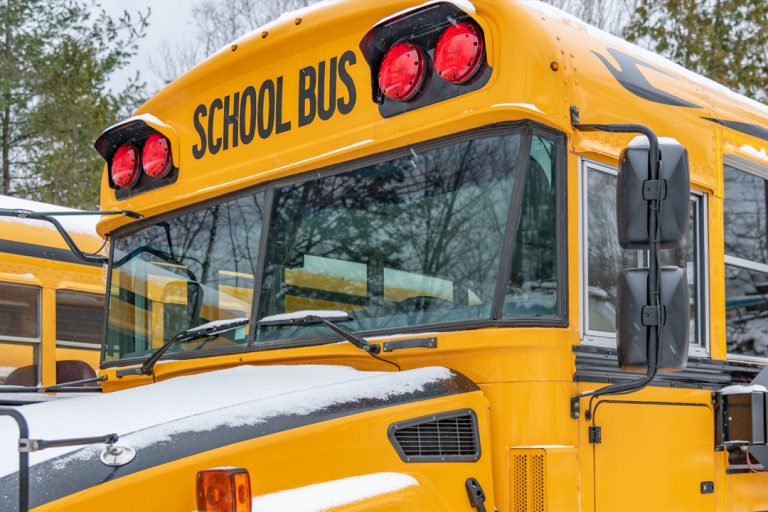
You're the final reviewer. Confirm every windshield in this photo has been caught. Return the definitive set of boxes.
[104,128,560,363]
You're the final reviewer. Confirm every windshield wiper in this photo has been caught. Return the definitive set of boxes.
[116,317,249,378]
[258,310,380,354]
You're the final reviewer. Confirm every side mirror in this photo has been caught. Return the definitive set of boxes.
[618,267,689,372]
[617,138,690,248]
[615,137,691,373]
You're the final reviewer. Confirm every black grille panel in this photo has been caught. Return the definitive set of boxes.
[389,409,480,462]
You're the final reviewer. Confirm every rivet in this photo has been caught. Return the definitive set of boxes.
[550,61,559,71]
[261,30,268,38]
[295,17,302,25]
[231,44,238,52]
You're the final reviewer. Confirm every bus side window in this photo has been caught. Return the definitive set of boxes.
[0,282,41,384]
[724,164,768,359]
[582,162,707,353]
[56,290,105,347]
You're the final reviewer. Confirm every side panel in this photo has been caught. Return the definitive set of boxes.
[593,402,715,512]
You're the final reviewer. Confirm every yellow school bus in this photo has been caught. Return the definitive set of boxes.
[2,1,768,511]
[0,196,105,387]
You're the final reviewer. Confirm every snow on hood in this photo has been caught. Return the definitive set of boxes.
[0,365,454,478]
[251,472,418,511]
[0,195,100,237]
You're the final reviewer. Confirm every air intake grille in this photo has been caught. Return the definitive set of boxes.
[511,450,546,512]
[388,409,480,462]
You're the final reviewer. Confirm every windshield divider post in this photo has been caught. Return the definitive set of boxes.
[248,189,275,346]
[491,129,533,320]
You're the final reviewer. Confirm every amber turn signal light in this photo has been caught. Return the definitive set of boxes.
[196,468,251,512]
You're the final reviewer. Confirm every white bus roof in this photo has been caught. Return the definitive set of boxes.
[0,195,101,238]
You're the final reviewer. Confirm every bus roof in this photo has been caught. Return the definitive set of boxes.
[1,195,100,238]
[95,0,768,235]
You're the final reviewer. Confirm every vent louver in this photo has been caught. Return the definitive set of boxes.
[388,409,480,462]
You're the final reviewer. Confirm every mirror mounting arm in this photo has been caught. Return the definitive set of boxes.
[569,109,666,420]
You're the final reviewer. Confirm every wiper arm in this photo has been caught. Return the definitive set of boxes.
[0,208,142,264]
[258,310,380,354]
[116,317,249,378]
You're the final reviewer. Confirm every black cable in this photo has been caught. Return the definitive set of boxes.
[368,351,401,372]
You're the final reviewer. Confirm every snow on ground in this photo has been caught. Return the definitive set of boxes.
[0,195,100,237]
[251,472,418,512]
[0,365,452,477]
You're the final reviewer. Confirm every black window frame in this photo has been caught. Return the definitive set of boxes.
[100,121,568,368]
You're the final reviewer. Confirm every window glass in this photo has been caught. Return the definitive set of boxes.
[725,266,768,357]
[724,165,768,358]
[0,343,38,385]
[56,290,105,345]
[0,282,40,340]
[724,165,768,263]
[257,133,523,342]
[105,194,264,361]
[504,135,558,317]
[585,167,702,345]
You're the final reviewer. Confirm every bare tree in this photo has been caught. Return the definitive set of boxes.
[149,0,317,89]
[545,0,639,34]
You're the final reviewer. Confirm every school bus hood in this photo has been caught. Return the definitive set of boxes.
[0,364,480,509]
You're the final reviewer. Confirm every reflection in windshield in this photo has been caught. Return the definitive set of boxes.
[257,134,522,341]
[104,129,561,363]
[105,195,264,361]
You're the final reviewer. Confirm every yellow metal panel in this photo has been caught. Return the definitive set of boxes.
[592,401,715,512]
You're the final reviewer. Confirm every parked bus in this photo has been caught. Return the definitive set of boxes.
[2,1,768,511]
[0,196,105,387]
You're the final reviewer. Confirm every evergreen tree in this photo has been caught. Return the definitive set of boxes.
[0,0,148,208]
[624,0,768,103]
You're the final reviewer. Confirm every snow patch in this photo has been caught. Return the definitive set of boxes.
[259,310,348,323]
[739,145,768,163]
[102,113,172,135]
[491,103,544,114]
[251,472,418,512]
[720,384,768,395]
[0,196,100,236]
[374,0,475,27]
[0,365,452,477]
[628,136,683,148]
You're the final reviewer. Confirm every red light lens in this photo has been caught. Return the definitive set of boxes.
[434,21,484,85]
[142,133,172,178]
[111,144,140,188]
[378,42,426,101]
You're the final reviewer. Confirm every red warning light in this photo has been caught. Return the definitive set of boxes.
[141,133,172,178]
[434,21,484,85]
[111,144,140,188]
[378,42,427,101]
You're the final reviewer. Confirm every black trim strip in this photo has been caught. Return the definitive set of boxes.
[0,368,478,510]
[574,345,762,389]
[703,118,768,143]
[0,239,101,268]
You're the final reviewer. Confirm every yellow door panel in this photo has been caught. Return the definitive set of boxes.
[593,402,715,512]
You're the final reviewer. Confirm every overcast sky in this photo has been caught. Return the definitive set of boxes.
[99,0,197,93]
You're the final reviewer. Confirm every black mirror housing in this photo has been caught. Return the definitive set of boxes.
[617,139,690,249]
[617,266,690,372]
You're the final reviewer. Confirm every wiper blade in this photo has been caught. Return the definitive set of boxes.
[258,310,381,355]
[116,317,249,378]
